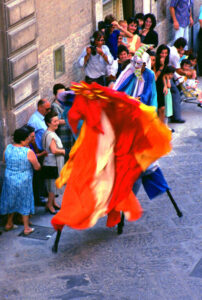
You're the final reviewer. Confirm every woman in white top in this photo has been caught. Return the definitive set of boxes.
[42,110,65,214]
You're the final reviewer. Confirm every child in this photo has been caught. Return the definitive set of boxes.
[161,66,176,124]
[180,59,202,102]
[188,54,197,72]
[127,18,141,55]
[118,20,128,46]
[135,13,144,34]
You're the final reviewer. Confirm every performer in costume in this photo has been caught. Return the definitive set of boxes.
[51,80,172,234]
[113,44,172,202]
[113,44,157,106]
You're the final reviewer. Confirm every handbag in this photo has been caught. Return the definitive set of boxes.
[42,132,59,179]
[41,165,58,179]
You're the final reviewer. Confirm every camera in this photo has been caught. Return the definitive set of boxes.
[90,37,97,56]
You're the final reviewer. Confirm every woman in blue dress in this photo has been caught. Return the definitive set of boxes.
[0,127,41,235]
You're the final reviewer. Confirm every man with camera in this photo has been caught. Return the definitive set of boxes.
[78,31,113,86]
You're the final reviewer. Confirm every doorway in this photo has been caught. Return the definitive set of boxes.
[122,0,135,20]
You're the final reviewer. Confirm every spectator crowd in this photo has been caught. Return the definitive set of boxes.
[0,2,202,235]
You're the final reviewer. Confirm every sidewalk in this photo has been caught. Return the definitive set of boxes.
[0,80,201,300]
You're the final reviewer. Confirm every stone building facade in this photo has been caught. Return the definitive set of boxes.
[0,0,103,187]
[0,0,199,187]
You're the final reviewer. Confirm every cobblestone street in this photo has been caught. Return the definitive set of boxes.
[0,80,201,300]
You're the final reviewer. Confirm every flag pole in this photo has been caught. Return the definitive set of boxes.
[52,230,62,253]
[166,189,183,217]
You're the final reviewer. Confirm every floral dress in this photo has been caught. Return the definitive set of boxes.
[0,144,34,215]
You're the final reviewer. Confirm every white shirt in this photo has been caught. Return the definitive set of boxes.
[78,45,113,78]
[168,46,181,69]
[106,59,118,76]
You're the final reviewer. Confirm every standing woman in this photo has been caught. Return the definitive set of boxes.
[140,13,158,49]
[0,127,40,234]
[155,44,170,122]
[52,84,74,162]
[42,110,65,214]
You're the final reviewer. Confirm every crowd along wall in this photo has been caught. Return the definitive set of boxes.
[0,0,102,189]
[0,0,39,188]
[36,0,96,100]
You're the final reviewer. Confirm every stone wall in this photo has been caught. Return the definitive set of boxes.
[103,0,123,20]
[103,1,113,17]
[36,0,94,100]
[134,0,143,14]
[37,24,93,99]
[0,0,39,189]
[0,0,101,189]
[0,0,39,146]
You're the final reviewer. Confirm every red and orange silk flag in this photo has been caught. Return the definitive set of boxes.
[52,82,172,231]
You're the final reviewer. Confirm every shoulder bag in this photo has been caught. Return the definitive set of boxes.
[41,132,59,179]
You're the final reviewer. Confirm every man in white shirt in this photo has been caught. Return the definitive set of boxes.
[168,38,187,123]
[78,31,113,86]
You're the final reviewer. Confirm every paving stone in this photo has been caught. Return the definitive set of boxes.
[0,85,202,299]
[54,289,104,300]
[190,258,202,278]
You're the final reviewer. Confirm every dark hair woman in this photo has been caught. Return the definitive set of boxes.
[155,44,170,123]
[155,44,170,74]
[127,18,139,35]
[42,110,66,214]
[126,18,141,55]
[140,13,158,48]
[0,127,40,234]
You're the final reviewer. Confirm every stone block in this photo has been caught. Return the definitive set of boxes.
[6,0,35,27]
[7,19,37,54]
[11,95,39,129]
[9,45,38,81]
[10,70,39,106]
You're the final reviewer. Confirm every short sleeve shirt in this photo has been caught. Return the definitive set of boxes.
[170,0,193,28]
[28,110,47,151]
[168,46,181,68]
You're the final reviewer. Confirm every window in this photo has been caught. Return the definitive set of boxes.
[54,46,65,79]
[103,0,111,5]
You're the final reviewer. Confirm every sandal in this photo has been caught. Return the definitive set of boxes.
[4,224,18,231]
[24,228,35,235]
[53,204,60,210]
